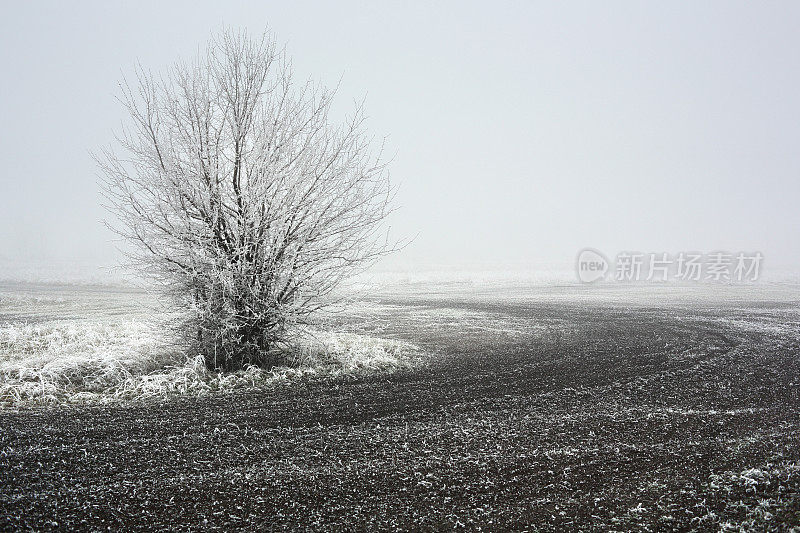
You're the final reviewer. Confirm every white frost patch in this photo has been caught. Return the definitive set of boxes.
[659,407,769,417]
[0,320,421,407]
[711,316,800,337]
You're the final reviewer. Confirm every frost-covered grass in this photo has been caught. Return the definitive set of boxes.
[0,284,421,407]
[704,462,800,530]
[0,321,421,407]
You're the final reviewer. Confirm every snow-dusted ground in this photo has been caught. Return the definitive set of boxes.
[1,274,798,406]
[1,275,799,529]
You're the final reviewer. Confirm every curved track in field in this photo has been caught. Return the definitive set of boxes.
[1,298,799,530]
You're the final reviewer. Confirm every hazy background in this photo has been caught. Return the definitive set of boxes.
[1,1,799,283]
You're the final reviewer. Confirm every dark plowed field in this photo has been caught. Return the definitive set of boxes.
[2,296,799,530]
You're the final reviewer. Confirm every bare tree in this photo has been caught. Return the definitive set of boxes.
[98,29,394,371]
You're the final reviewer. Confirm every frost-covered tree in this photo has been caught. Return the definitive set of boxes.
[98,30,393,371]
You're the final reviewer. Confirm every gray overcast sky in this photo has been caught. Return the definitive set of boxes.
[1,1,799,276]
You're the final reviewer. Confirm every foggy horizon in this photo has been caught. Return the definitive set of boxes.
[2,1,800,282]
